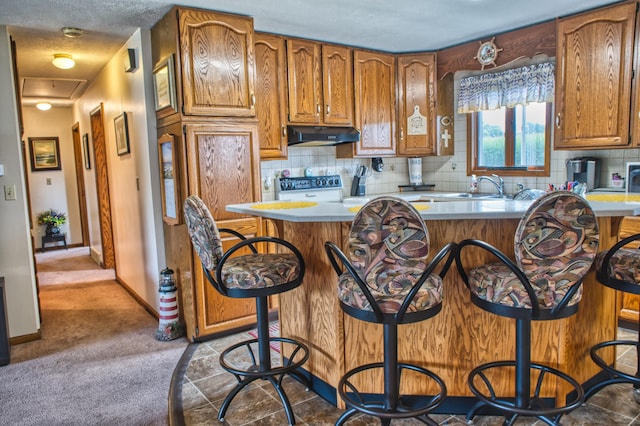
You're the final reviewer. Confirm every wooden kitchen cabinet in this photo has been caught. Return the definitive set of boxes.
[254,33,288,159]
[184,122,264,338]
[337,49,396,158]
[179,8,256,117]
[555,2,636,149]
[396,53,438,156]
[286,39,354,125]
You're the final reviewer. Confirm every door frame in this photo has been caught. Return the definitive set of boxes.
[89,104,116,270]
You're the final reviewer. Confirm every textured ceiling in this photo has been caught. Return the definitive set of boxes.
[0,0,622,106]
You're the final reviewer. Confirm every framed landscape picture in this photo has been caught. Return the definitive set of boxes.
[158,133,180,225]
[29,137,61,171]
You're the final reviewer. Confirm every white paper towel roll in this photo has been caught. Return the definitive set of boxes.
[408,158,422,185]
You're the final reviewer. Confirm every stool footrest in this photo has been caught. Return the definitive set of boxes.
[336,361,446,425]
[467,360,583,425]
[586,340,640,401]
[218,336,310,425]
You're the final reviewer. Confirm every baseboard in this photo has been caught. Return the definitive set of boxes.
[10,329,41,345]
[115,276,158,320]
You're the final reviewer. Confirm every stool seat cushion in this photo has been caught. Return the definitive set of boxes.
[222,253,301,289]
[468,263,582,309]
[596,248,640,285]
[338,270,443,313]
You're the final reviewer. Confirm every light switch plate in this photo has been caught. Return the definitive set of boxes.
[0,164,4,176]
[4,184,16,200]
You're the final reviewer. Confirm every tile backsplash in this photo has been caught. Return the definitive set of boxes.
[260,115,640,201]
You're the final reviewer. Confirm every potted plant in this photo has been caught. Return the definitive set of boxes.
[38,208,67,236]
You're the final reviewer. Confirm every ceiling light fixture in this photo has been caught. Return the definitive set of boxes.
[36,102,52,111]
[52,53,75,69]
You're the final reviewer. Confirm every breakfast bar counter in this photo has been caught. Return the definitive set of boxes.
[227,196,640,411]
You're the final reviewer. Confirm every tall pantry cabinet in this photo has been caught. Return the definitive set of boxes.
[151,7,264,341]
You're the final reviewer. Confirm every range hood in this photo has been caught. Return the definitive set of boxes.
[287,125,360,147]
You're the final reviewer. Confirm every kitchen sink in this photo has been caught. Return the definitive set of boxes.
[418,192,506,202]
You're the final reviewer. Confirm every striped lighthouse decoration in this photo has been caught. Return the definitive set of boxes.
[155,267,184,341]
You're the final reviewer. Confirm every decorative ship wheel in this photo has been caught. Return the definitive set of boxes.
[474,37,503,70]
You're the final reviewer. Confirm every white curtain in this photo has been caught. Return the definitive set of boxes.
[457,60,555,113]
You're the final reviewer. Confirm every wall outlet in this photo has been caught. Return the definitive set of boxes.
[4,184,16,200]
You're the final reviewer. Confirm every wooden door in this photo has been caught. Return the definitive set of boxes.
[185,122,263,336]
[90,104,115,270]
[338,50,396,158]
[71,123,90,245]
[321,44,353,125]
[179,9,256,117]
[286,38,322,124]
[254,33,288,159]
[397,53,437,156]
[555,2,636,149]
[617,216,640,324]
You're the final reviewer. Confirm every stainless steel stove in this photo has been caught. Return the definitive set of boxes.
[275,175,343,202]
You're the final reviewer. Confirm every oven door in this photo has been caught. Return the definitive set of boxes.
[627,162,640,193]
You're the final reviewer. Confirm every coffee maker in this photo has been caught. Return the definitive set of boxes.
[565,157,600,190]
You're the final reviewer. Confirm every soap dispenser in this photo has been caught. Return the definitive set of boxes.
[470,175,478,193]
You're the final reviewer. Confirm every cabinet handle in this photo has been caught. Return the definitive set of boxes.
[400,127,404,141]
[251,93,256,107]
[326,104,330,115]
[555,114,560,129]
[317,104,321,115]
[282,126,286,137]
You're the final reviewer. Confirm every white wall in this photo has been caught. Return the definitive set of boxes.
[72,29,165,309]
[0,27,40,338]
[23,106,81,248]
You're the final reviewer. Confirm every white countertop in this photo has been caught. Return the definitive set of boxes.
[226,192,640,222]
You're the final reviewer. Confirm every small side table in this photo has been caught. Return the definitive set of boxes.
[41,233,67,252]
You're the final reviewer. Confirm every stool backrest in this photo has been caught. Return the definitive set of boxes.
[514,191,599,305]
[348,196,430,292]
[184,195,223,271]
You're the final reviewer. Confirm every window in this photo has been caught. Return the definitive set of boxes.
[458,59,554,177]
[467,102,551,176]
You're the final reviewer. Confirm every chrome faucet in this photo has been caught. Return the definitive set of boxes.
[477,174,505,197]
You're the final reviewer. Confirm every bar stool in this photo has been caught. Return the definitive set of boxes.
[324,196,456,425]
[454,191,599,425]
[184,195,310,425]
[584,232,640,402]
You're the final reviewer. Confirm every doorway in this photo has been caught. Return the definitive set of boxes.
[71,123,90,246]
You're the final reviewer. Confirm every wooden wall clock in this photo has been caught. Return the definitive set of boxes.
[474,37,502,69]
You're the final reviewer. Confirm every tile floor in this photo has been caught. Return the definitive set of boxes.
[179,328,640,425]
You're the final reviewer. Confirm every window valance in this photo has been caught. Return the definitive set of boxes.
[457,60,555,114]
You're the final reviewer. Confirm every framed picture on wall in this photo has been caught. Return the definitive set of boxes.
[114,112,130,156]
[29,137,61,171]
[153,54,177,114]
[158,133,180,225]
[82,133,91,169]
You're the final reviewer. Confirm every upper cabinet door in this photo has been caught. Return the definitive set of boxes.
[255,33,288,159]
[338,50,396,158]
[179,9,256,117]
[287,39,322,124]
[555,3,636,149]
[322,44,354,125]
[397,53,437,156]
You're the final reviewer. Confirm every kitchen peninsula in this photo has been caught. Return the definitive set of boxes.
[227,196,640,411]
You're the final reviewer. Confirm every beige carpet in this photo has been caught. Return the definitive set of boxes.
[0,246,189,425]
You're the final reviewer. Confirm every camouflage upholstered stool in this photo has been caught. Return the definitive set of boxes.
[184,195,309,425]
[455,191,599,426]
[325,196,456,426]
